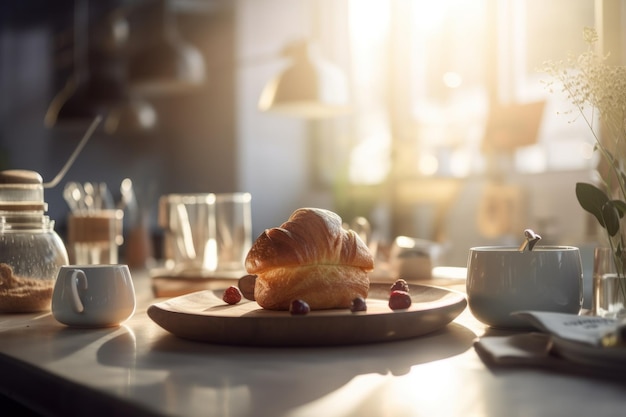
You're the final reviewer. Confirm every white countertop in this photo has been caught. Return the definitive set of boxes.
[1,271,625,417]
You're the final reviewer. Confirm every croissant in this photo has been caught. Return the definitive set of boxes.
[245,208,374,310]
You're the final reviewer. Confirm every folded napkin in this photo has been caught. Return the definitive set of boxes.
[474,332,555,367]
[474,311,626,375]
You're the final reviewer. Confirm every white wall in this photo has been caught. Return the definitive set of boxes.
[235,0,337,236]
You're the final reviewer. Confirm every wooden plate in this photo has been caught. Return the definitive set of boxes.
[147,284,467,347]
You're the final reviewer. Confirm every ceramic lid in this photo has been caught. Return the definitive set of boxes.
[0,169,47,211]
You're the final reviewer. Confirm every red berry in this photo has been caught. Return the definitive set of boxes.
[223,286,242,305]
[290,299,310,315]
[389,290,412,310]
[350,297,367,312]
[390,279,409,293]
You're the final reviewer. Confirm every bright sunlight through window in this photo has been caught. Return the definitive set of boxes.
[347,0,391,185]
[344,0,596,185]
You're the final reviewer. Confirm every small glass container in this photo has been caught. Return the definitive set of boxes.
[593,247,626,319]
[0,170,69,313]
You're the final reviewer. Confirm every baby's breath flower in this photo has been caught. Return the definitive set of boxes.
[583,26,599,43]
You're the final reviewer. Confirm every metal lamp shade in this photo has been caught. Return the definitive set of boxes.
[258,41,350,118]
[45,75,157,134]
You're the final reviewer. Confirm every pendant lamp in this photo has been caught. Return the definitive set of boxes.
[45,0,157,134]
[127,0,205,95]
[258,40,350,118]
[45,58,157,134]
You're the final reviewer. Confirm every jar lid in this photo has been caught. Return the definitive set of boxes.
[0,170,46,211]
[0,169,43,184]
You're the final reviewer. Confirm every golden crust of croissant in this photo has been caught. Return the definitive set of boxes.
[245,208,374,310]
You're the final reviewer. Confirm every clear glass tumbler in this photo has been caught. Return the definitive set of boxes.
[214,193,252,272]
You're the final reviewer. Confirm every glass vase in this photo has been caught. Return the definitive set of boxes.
[593,247,626,319]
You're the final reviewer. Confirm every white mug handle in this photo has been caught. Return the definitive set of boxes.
[70,269,88,313]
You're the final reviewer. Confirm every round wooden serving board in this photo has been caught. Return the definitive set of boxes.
[147,283,467,347]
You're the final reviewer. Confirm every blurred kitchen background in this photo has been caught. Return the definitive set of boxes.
[0,0,622,267]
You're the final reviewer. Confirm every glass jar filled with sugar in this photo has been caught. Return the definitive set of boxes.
[0,170,68,312]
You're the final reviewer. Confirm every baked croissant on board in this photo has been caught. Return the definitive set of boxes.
[245,208,374,310]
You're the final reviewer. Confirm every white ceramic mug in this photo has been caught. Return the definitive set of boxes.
[466,246,583,328]
[52,264,136,328]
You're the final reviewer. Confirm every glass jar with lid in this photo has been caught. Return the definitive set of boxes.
[0,170,68,313]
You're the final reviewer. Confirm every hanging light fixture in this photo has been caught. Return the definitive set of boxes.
[127,0,206,96]
[45,0,157,134]
[45,59,157,134]
[258,40,350,118]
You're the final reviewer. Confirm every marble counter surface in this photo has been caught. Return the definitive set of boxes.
[0,271,625,417]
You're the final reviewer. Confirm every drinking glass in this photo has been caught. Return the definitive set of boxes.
[158,192,252,274]
[214,193,252,271]
[67,209,124,265]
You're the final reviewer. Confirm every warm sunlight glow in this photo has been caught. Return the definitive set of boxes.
[349,0,390,43]
[345,0,592,185]
[349,134,391,184]
[443,71,462,89]
[411,1,449,35]
[347,0,393,185]
[418,153,439,176]
[449,149,471,177]
[515,146,547,173]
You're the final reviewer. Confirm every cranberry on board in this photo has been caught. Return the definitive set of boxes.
[289,299,310,315]
[388,290,412,310]
[390,279,409,293]
[222,286,242,305]
[350,296,367,312]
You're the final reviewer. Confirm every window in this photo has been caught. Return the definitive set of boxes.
[345,0,599,184]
